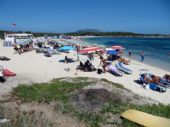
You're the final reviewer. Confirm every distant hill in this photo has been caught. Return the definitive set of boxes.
[76,29,102,33]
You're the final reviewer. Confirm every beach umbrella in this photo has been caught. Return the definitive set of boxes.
[106,50,117,55]
[79,46,102,54]
[112,45,125,50]
[59,46,76,63]
[59,45,75,52]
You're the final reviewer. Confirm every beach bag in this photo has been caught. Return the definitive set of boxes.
[97,69,102,74]
[0,76,5,83]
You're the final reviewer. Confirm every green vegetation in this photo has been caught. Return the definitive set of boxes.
[55,103,104,127]
[1,29,169,39]
[66,31,145,37]
[13,80,88,103]
[101,103,170,127]
[55,101,170,127]
[66,30,169,37]
[0,105,53,127]
[11,78,170,127]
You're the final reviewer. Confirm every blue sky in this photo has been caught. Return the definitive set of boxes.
[0,0,170,34]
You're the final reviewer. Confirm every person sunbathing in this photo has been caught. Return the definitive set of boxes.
[143,74,163,85]
[77,60,95,72]
[163,74,170,82]
[84,60,92,71]
[151,75,161,84]
[118,58,129,65]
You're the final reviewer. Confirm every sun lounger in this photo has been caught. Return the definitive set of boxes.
[116,62,132,74]
[107,64,123,76]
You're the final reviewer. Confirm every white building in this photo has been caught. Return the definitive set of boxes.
[4,33,33,46]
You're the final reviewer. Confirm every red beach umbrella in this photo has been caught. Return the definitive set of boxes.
[112,45,125,50]
[79,47,102,54]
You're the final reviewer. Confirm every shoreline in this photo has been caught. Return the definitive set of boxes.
[79,35,170,39]
[0,39,170,105]
[80,36,170,72]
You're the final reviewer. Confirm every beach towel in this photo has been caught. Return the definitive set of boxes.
[3,69,16,77]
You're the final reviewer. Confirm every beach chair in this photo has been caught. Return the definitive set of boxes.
[116,62,132,74]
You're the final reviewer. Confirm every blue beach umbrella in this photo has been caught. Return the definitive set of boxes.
[106,50,118,55]
[59,46,75,52]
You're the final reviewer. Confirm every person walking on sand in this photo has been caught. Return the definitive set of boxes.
[140,51,145,62]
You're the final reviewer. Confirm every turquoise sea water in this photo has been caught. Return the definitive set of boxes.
[82,37,170,72]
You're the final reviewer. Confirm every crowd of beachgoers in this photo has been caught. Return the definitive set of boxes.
[0,37,170,104]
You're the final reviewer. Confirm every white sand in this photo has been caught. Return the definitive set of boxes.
[0,40,170,104]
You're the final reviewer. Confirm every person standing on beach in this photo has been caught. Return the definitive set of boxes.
[90,53,94,61]
[128,51,132,61]
[128,51,132,57]
[140,51,145,62]
[99,56,107,73]
[76,45,80,61]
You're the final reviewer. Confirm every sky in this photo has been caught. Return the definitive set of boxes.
[0,0,170,34]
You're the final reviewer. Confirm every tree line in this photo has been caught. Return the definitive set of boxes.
[0,29,169,39]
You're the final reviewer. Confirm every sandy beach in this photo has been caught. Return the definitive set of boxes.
[0,39,170,105]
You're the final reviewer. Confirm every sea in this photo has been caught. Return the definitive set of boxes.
[82,37,170,72]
